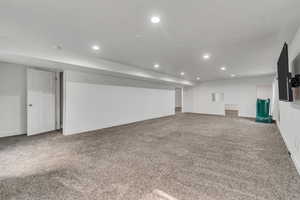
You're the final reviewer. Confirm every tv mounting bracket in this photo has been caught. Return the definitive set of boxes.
[291,74,300,88]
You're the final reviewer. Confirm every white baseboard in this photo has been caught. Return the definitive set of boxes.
[291,154,300,176]
[275,121,300,176]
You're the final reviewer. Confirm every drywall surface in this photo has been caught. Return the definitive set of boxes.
[63,70,175,135]
[183,75,274,118]
[275,26,300,174]
[257,84,272,99]
[0,63,26,137]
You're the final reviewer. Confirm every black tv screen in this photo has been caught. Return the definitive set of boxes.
[277,43,293,102]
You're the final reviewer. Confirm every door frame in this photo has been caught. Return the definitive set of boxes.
[26,68,64,135]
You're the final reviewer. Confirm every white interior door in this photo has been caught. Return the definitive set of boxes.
[27,69,56,135]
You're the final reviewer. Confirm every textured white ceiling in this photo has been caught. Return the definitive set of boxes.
[0,0,300,84]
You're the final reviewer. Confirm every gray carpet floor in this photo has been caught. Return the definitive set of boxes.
[1,113,300,200]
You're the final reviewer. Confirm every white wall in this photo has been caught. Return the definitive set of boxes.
[0,64,176,137]
[63,70,175,135]
[275,26,300,174]
[183,75,274,118]
[175,88,182,108]
[257,84,272,100]
[0,63,27,137]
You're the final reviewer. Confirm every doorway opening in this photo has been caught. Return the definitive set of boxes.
[27,68,64,136]
[175,88,183,113]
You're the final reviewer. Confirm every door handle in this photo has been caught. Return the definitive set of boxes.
[28,104,33,107]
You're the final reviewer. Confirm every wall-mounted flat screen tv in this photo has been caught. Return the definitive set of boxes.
[277,43,293,102]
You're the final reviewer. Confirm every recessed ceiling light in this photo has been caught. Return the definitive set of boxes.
[196,77,201,80]
[180,72,185,76]
[231,74,236,77]
[203,53,211,60]
[151,16,160,24]
[154,64,160,68]
[220,66,227,71]
[92,45,100,51]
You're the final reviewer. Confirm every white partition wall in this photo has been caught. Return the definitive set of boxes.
[63,71,175,135]
[0,64,176,137]
[0,63,27,137]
